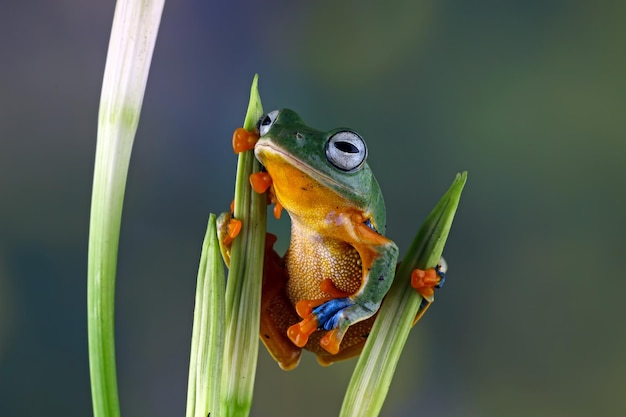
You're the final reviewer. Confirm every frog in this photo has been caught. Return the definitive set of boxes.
[219,109,445,370]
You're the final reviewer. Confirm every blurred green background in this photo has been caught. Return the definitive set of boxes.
[1,1,625,416]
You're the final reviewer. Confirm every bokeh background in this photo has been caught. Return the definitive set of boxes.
[1,1,625,416]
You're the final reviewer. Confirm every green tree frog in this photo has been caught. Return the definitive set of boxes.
[220,109,444,370]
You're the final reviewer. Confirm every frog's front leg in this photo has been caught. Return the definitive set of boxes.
[411,257,447,302]
[288,218,399,355]
[410,257,447,325]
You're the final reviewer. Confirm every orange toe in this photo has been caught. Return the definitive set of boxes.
[232,128,259,153]
[273,202,284,220]
[227,218,242,239]
[287,316,319,348]
[411,268,440,301]
[320,329,341,355]
[250,172,272,194]
[294,298,328,318]
[319,279,351,298]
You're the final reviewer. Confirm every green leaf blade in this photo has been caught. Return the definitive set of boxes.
[220,75,266,417]
[186,214,226,417]
[340,172,467,417]
[87,2,165,417]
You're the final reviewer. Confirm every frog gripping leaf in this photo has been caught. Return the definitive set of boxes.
[219,109,444,370]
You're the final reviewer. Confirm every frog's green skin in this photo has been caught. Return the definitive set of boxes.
[251,109,400,369]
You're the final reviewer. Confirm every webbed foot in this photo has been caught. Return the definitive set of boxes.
[216,211,242,266]
[287,296,376,355]
[410,258,447,302]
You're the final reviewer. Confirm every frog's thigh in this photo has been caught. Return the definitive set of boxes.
[260,289,302,370]
[259,243,302,370]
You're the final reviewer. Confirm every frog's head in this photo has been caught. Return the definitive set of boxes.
[254,109,382,215]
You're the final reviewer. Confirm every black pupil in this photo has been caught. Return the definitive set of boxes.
[335,141,359,154]
[261,115,272,126]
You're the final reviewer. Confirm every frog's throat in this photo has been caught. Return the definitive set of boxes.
[255,141,366,201]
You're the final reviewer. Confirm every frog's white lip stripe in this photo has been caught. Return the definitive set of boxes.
[255,139,366,200]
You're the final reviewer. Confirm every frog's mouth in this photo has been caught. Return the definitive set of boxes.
[255,139,365,200]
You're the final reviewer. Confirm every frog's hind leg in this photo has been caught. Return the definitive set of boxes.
[314,315,375,366]
[259,233,302,370]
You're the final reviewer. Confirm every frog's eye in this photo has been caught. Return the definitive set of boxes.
[326,131,367,172]
[258,110,279,136]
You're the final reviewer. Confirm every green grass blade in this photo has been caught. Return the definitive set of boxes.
[87,2,164,417]
[220,75,266,416]
[340,172,467,417]
[186,214,226,417]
